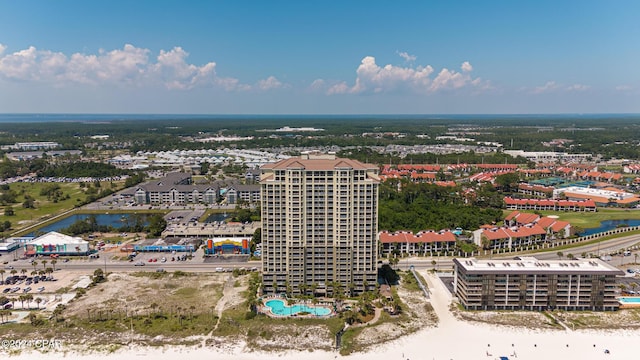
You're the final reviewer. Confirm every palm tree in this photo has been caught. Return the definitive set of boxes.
[20,269,27,276]
[51,260,57,271]
[31,260,38,272]
[619,283,628,294]
[24,294,33,309]
[41,260,48,271]
[35,297,42,310]
[557,251,564,260]
[635,253,639,265]
[18,295,26,309]
[0,269,4,283]
[150,302,159,317]
[0,309,11,324]
[10,269,17,276]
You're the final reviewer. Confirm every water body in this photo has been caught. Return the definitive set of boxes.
[264,299,331,316]
[203,213,229,223]
[579,219,640,236]
[1,113,638,123]
[30,213,149,235]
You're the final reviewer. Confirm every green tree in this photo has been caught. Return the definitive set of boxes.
[92,268,105,284]
[251,228,261,253]
[147,214,167,237]
[4,206,14,216]
[495,172,521,193]
[22,196,35,209]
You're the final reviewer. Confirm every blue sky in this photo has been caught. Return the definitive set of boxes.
[0,0,638,114]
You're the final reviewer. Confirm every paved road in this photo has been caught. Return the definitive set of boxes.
[5,232,640,275]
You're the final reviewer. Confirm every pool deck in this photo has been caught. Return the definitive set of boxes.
[259,296,336,318]
[618,296,640,309]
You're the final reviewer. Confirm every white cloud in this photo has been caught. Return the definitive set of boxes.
[325,56,484,95]
[397,51,416,62]
[565,84,590,92]
[327,81,350,95]
[152,46,217,89]
[0,44,280,92]
[256,76,285,90]
[616,85,633,91]
[308,78,325,91]
[531,81,592,94]
[430,67,469,92]
[532,81,559,94]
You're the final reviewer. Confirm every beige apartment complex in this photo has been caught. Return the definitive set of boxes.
[260,153,380,297]
[453,257,623,311]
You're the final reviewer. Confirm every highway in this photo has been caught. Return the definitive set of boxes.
[4,233,640,275]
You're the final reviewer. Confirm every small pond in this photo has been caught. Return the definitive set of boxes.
[580,219,640,236]
[29,213,150,236]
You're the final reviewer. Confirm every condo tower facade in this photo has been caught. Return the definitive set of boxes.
[260,153,379,297]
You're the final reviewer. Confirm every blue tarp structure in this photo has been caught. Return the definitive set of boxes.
[133,244,195,252]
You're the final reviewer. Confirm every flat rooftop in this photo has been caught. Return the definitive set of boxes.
[454,256,623,275]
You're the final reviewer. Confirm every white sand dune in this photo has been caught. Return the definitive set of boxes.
[6,270,637,360]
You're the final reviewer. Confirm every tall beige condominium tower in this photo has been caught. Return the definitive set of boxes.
[260,152,380,297]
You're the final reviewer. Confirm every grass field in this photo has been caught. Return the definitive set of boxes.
[0,181,126,234]
[504,208,640,229]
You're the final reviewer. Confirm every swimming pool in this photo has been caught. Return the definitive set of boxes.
[264,299,332,316]
[619,297,640,304]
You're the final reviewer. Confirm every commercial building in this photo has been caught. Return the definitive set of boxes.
[260,153,379,297]
[453,257,623,311]
[0,238,22,252]
[24,232,90,256]
[552,186,640,207]
[203,237,251,255]
[503,150,591,163]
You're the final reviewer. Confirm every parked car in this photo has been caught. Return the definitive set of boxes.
[134,261,145,266]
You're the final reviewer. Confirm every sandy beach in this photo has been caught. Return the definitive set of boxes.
[5,270,638,360]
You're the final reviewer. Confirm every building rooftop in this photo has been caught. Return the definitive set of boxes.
[454,257,623,275]
[261,153,378,172]
[30,231,88,246]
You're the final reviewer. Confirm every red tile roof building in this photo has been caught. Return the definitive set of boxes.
[379,230,457,256]
[504,197,597,211]
[474,224,547,250]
